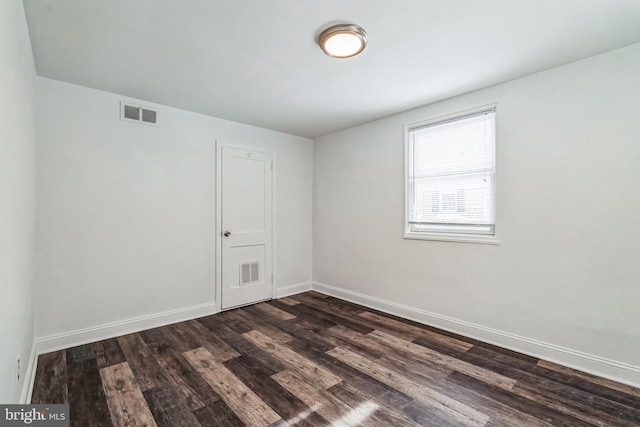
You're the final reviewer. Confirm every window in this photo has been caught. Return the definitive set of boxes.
[405,105,497,243]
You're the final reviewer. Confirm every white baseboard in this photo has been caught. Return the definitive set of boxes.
[35,301,217,356]
[31,280,311,359]
[20,340,38,404]
[312,281,640,388]
[276,281,312,298]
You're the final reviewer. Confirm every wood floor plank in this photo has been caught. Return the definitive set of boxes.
[322,323,461,380]
[138,322,222,413]
[217,309,261,334]
[143,386,201,427]
[278,296,301,306]
[510,383,623,427]
[401,401,480,427]
[183,347,280,427]
[354,309,435,341]
[288,313,338,336]
[186,319,241,361]
[174,321,235,357]
[537,359,640,398]
[162,318,239,362]
[116,333,165,391]
[329,381,421,427]
[411,335,475,358]
[144,341,210,411]
[291,294,376,334]
[100,361,157,427]
[460,345,640,422]
[272,369,383,426]
[321,324,390,359]
[242,329,342,389]
[464,346,640,425]
[245,304,335,353]
[376,354,553,427]
[225,307,295,344]
[66,357,112,427]
[253,301,297,320]
[519,361,640,409]
[305,291,329,299]
[157,324,199,353]
[369,329,517,391]
[199,321,288,376]
[193,400,244,427]
[375,354,451,384]
[447,370,596,427]
[513,377,640,426]
[327,346,490,427]
[66,343,96,364]
[275,324,336,356]
[360,311,474,353]
[284,337,414,409]
[469,341,540,364]
[93,339,127,369]
[303,294,367,314]
[31,351,68,405]
[224,356,330,427]
[138,327,167,344]
[268,300,339,330]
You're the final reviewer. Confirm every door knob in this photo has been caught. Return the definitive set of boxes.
[223,231,231,237]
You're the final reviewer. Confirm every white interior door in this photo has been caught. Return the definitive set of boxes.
[220,146,273,310]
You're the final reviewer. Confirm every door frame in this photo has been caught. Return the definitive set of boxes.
[215,140,277,312]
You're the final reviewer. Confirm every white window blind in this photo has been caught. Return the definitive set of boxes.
[407,107,496,237]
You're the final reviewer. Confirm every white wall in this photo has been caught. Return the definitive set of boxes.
[0,0,36,403]
[313,43,640,384]
[35,78,312,339]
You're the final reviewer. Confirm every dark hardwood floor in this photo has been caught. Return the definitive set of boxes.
[32,291,640,426]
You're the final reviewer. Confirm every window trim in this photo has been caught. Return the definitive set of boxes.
[403,103,500,245]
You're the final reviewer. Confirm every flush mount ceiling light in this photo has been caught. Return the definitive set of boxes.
[318,24,367,58]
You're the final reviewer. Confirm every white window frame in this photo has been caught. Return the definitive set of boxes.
[404,104,499,245]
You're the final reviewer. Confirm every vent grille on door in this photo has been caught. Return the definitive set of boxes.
[240,261,259,285]
[120,101,158,126]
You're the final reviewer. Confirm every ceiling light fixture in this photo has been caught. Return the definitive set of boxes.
[318,24,367,58]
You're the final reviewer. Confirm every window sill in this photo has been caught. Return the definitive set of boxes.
[404,232,500,245]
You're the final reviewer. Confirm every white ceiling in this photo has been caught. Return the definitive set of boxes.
[23,0,640,138]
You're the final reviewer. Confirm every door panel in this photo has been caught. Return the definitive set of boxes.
[221,147,272,309]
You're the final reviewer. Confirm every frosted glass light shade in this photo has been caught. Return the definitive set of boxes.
[319,24,367,58]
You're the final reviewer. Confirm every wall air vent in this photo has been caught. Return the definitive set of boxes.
[120,101,158,126]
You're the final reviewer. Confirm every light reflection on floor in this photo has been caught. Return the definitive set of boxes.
[281,400,379,426]
[332,401,379,427]
[279,403,321,426]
